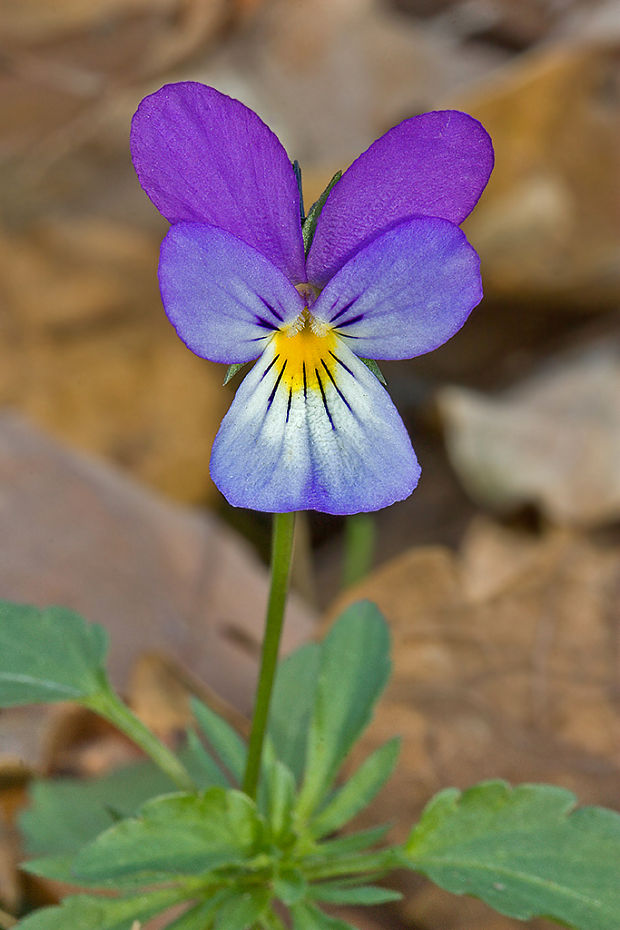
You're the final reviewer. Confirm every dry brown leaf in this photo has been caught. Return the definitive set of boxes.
[0,0,177,43]
[452,41,620,310]
[439,342,620,526]
[0,414,316,730]
[0,218,228,504]
[327,518,620,930]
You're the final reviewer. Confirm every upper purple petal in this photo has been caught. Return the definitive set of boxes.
[131,82,306,283]
[306,110,494,285]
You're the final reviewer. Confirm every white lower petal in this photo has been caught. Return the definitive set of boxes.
[210,337,420,514]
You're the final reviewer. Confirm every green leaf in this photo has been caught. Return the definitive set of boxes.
[263,756,297,841]
[163,894,228,929]
[313,824,391,858]
[21,745,225,859]
[359,358,387,385]
[191,697,246,783]
[72,788,261,883]
[304,846,401,881]
[297,602,391,819]
[404,780,620,930]
[291,902,357,930]
[308,880,402,905]
[0,602,107,706]
[13,888,183,930]
[311,738,400,837]
[273,869,308,906]
[212,889,271,930]
[302,171,342,256]
[268,642,320,781]
[185,728,231,787]
[223,362,249,385]
[22,853,147,891]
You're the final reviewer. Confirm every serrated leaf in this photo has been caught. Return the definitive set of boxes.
[302,171,342,256]
[308,880,402,905]
[13,888,183,930]
[297,602,391,820]
[359,358,387,385]
[223,362,249,385]
[21,745,224,859]
[212,889,271,930]
[291,902,357,930]
[22,853,144,891]
[191,697,246,783]
[404,780,620,930]
[72,788,261,883]
[268,642,320,781]
[311,738,400,838]
[0,602,108,706]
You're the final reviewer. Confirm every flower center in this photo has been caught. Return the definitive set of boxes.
[273,308,337,395]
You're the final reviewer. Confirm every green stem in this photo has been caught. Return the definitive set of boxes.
[243,511,296,799]
[342,513,375,588]
[85,685,196,792]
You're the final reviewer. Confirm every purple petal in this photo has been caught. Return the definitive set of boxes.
[210,338,420,514]
[312,216,482,360]
[307,110,493,285]
[131,82,306,283]
[159,223,305,364]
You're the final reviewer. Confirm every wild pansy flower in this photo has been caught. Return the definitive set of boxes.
[131,83,493,514]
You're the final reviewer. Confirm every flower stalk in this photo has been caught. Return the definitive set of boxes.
[242,511,297,799]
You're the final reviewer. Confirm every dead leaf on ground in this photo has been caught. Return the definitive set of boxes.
[0,218,229,504]
[453,41,620,310]
[327,517,620,930]
[0,413,316,758]
[439,341,620,526]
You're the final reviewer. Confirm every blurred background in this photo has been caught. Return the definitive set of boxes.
[1,1,619,928]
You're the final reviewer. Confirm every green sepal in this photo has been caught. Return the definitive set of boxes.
[302,171,342,256]
[0,601,108,706]
[360,357,387,385]
[404,780,620,930]
[292,159,305,221]
[223,362,249,385]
